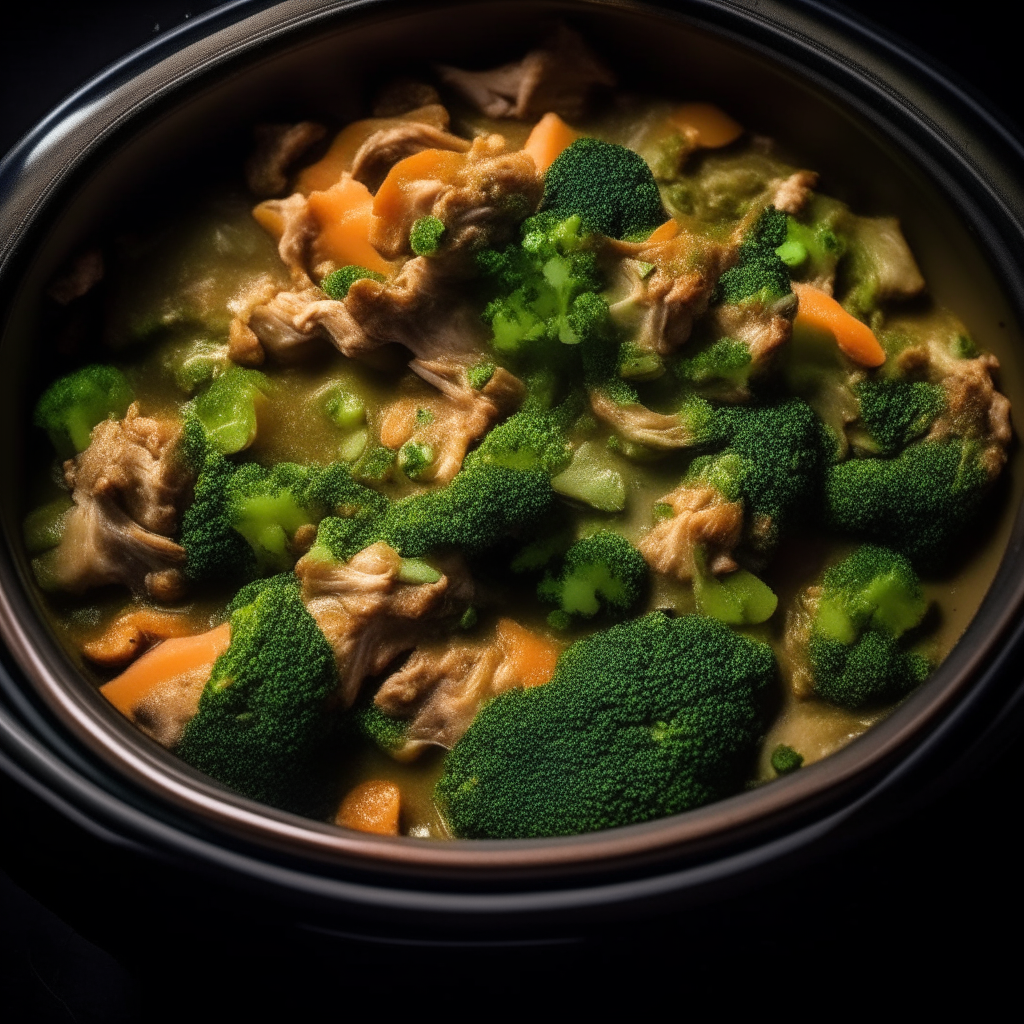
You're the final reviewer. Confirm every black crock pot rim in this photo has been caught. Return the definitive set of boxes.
[2,0,1024,918]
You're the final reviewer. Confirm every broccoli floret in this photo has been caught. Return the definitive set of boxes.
[466,362,495,389]
[538,531,647,624]
[714,206,792,304]
[409,215,446,256]
[779,214,847,283]
[379,464,553,558]
[397,439,435,481]
[321,265,386,300]
[807,545,930,708]
[33,365,134,456]
[159,336,230,394]
[691,399,831,549]
[855,378,944,456]
[318,384,366,430]
[477,213,612,360]
[355,697,410,757]
[22,495,74,556]
[435,612,775,838]
[824,439,990,566]
[771,744,804,774]
[674,337,754,398]
[189,365,270,454]
[180,421,386,581]
[466,403,575,475]
[176,575,339,813]
[541,138,666,239]
[351,443,397,484]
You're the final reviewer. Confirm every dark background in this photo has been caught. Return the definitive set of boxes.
[2,2,1022,1020]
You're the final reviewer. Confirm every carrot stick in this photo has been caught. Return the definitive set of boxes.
[83,609,211,668]
[793,281,886,367]
[495,618,563,688]
[523,112,581,173]
[100,622,231,718]
[335,780,401,835]
[669,103,743,149]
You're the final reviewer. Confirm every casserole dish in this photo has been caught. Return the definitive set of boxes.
[3,0,1024,939]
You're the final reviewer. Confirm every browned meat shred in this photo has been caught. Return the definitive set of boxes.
[897,339,1012,478]
[368,133,542,261]
[294,543,473,710]
[351,123,471,194]
[245,122,328,197]
[434,24,615,120]
[372,79,442,117]
[38,405,191,600]
[638,484,744,582]
[589,390,698,451]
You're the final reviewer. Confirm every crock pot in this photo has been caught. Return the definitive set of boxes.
[3,0,1024,941]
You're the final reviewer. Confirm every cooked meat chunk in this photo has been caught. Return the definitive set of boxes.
[246,286,330,363]
[47,250,104,305]
[590,390,698,451]
[434,24,615,120]
[252,192,318,284]
[705,290,798,365]
[295,543,473,709]
[897,339,1012,478]
[639,484,744,581]
[372,78,442,117]
[351,123,471,194]
[67,404,189,535]
[39,405,191,600]
[771,170,818,216]
[379,367,525,483]
[245,122,328,197]
[608,231,736,356]
[226,272,281,366]
[369,133,541,261]
[373,619,561,759]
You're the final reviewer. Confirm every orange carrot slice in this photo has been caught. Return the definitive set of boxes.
[669,102,743,149]
[523,112,581,173]
[83,609,210,669]
[306,176,394,274]
[793,281,886,367]
[295,105,450,195]
[646,218,679,244]
[335,780,401,835]
[100,622,231,718]
[495,618,563,688]
[372,148,466,224]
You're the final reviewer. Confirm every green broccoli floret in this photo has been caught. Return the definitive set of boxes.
[409,215,446,256]
[318,383,366,430]
[824,439,990,566]
[180,419,386,581]
[33,365,134,456]
[466,362,496,389]
[537,531,647,625]
[770,744,804,774]
[435,612,774,838]
[189,365,270,454]
[321,265,386,300]
[379,464,553,558]
[807,545,930,709]
[714,206,792,304]
[466,403,575,474]
[855,378,944,456]
[477,212,612,360]
[159,336,230,394]
[355,697,410,757]
[779,214,847,283]
[690,399,831,550]
[176,575,339,813]
[674,337,754,398]
[541,138,666,239]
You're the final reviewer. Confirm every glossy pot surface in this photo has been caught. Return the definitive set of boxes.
[2,0,1024,934]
